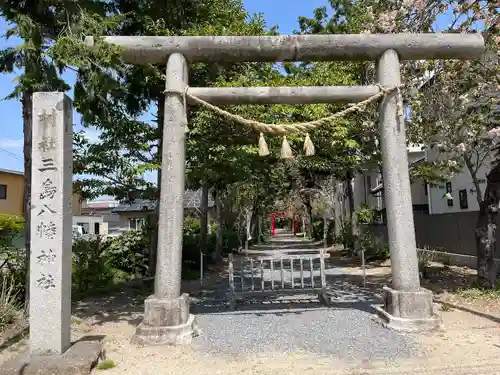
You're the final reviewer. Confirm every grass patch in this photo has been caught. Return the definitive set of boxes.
[456,280,500,299]
[456,287,500,299]
[97,359,116,370]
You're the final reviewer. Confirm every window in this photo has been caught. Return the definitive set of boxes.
[129,217,145,230]
[0,184,6,200]
[94,222,100,235]
[459,189,468,209]
[445,182,453,207]
[76,222,90,234]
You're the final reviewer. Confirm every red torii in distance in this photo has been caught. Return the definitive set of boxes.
[268,212,298,237]
[268,212,284,237]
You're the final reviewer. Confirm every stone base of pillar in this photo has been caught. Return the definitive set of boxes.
[131,293,199,345]
[373,286,442,332]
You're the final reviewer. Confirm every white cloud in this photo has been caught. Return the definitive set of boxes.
[0,138,23,149]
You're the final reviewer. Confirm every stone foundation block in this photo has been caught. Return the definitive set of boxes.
[373,286,442,332]
[132,314,197,346]
[132,293,198,346]
[0,338,103,375]
[383,286,434,319]
[142,293,190,326]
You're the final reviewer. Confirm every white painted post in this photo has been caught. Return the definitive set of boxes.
[30,93,73,356]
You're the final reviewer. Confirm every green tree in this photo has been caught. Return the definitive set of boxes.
[0,0,109,303]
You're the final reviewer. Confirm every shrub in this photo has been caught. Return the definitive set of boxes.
[360,231,390,261]
[417,249,437,279]
[184,216,201,236]
[337,220,356,250]
[0,214,26,305]
[72,236,114,299]
[0,273,22,330]
[312,220,324,241]
[356,204,376,224]
[105,230,149,277]
[1,248,26,304]
[183,232,202,268]
[0,214,24,246]
[209,223,216,233]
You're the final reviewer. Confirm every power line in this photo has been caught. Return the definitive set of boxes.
[0,147,23,161]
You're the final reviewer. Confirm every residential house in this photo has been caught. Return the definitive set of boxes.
[73,215,108,236]
[335,144,429,223]
[111,190,215,232]
[112,199,156,231]
[425,147,490,214]
[80,198,121,236]
[0,168,82,216]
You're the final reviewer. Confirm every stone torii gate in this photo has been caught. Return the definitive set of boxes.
[85,34,484,343]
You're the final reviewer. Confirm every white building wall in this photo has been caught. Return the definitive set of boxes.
[353,168,384,209]
[411,181,428,205]
[73,215,107,235]
[352,148,427,210]
[426,148,490,214]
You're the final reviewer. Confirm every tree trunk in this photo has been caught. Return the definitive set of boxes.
[346,170,359,253]
[464,154,483,206]
[199,183,209,255]
[323,212,328,248]
[214,191,223,261]
[22,89,33,307]
[475,164,500,289]
[257,214,262,244]
[304,198,314,239]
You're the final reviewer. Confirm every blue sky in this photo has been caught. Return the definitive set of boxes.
[0,0,327,173]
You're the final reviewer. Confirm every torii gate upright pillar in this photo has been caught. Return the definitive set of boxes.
[375,49,439,331]
[132,53,197,345]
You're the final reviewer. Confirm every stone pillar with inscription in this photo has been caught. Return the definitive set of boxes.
[30,92,73,356]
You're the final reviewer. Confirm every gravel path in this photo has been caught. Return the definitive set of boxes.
[192,305,417,360]
[189,234,417,361]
